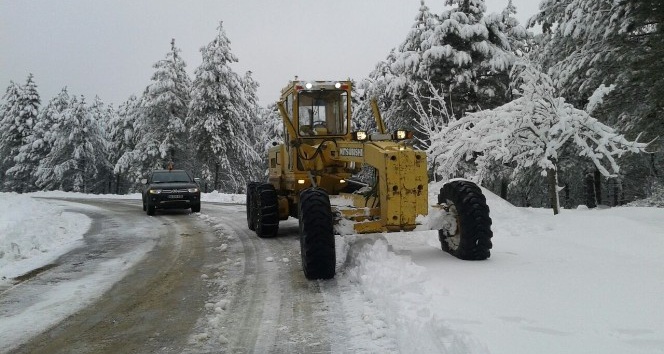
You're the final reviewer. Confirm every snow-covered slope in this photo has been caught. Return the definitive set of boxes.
[336,187,664,353]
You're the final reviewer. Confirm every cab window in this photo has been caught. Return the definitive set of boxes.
[298,90,347,136]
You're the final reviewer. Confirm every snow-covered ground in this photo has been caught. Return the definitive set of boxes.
[1,188,663,353]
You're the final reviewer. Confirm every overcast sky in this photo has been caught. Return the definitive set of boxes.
[0,0,540,107]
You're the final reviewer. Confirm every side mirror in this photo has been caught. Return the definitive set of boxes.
[141,178,147,184]
[194,177,201,184]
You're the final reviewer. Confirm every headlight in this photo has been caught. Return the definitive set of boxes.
[353,131,368,141]
[393,130,413,140]
[188,188,199,193]
[149,189,162,194]
[334,82,342,89]
[305,82,313,89]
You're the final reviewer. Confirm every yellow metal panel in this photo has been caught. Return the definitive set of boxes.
[353,220,385,234]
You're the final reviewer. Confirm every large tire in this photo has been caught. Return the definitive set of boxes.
[246,182,259,230]
[255,183,279,238]
[298,188,336,280]
[438,180,492,260]
[191,203,201,213]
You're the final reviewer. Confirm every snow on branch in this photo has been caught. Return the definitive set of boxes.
[408,80,454,149]
[429,62,650,184]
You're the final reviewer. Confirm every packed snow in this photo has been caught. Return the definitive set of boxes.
[1,187,663,353]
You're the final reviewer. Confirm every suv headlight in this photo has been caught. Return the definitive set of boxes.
[188,188,199,193]
[149,189,162,194]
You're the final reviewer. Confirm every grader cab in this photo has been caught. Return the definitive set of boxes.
[246,80,493,279]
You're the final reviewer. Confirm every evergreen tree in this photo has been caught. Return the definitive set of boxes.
[133,39,192,174]
[243,71,271,183]
[1,74,40,192]
[110,95,140,192]
[386,1,438,129]
[9,88,71,193]
[355,50,400,132]
[187,22,259,193]
[35,96,110,193]
[88,95,114,193]
[500,0,531,56]
[389,0,516,122]
[0,81,21,189]
[250,103,283,182]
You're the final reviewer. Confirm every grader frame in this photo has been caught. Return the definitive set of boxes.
[246,79,493,279]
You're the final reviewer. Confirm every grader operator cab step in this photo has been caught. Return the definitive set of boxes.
[246,79,493,279]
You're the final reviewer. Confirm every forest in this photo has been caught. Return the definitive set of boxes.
[1,0,662,210]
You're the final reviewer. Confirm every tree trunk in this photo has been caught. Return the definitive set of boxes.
[564,182,570,209]
[612,177,619,206]
[585,170,597,208]
[500,178,508,199]
[547,167,560,215]
[594,169,602,205]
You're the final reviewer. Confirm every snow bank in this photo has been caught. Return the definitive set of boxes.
[0,193,90,283]
[340,236,487,353]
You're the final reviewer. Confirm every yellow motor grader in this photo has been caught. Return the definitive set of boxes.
[246,80,492,279]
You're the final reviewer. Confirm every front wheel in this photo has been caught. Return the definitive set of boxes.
[146,202,155,216]
[299,188,335,280]
[438,180,492,260]
[191,203,201,213]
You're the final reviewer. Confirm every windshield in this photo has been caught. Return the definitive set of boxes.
[297,90,348,136]
[151,171,192,183]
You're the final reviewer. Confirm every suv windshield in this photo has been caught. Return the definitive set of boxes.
[152,171,191,183]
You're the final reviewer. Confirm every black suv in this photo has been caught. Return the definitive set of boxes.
[141,169,201,215]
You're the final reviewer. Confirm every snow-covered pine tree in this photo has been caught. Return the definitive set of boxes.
[429,63,649,214]
[250,103,283,182]
[389,0,516,122]
[385,1,438,130]
[0,81,22,189]
[241,71,272,184]
[9,88,72,193]
[528,0,622,108]
[355,50,399,133]
[133,39,192,174]
[35,96,111,193]
[88,96,114,193]
[187,22,259,193]
[110,95,140,192]
[2,74,40,192]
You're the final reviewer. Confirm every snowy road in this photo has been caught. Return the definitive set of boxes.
[3,198,218,353]
[1,199,357,353]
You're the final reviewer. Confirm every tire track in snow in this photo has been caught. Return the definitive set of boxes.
[191,203,349,353]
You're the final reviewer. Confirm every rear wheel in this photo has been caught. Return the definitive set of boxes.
[246,182,259,230]
[299,188,335,280]
[438,180,492,260]
[255,183,279,238]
